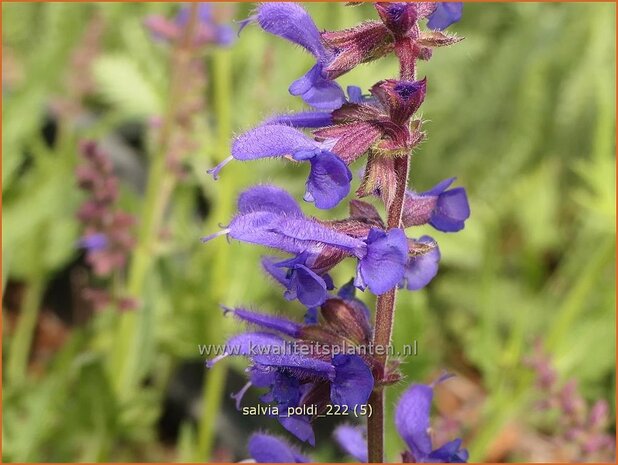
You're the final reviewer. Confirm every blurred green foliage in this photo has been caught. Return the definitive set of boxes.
[2,2,615,463]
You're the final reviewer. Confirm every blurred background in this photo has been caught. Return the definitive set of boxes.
[2,2,616,462]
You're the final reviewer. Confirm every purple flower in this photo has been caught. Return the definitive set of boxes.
[427,3,464,31]
[315,79,426,163]
[208,125,351,210]
[266,86,368,129]
[266,111,334,129]
[314,79,427,209]
[396,380,469,462]
[374,2,462,36]
[203,185,410,297]
[334,378,468,463]
[334,424,368,462]
[248,433,311,463]
[322,3,463,80]
[329,201,442,292]
[303,306,318,324]
[355,228,409,295]
[374,3,430,38]
[245,2,462,104]
[402,178,471,232]
[262,254,334,308]
[78,232,108,251]
[237,183,303,216]
[401,235,441,291]
[221,306,302,338]
[144,3,234,47]
[209,294,375,444]
[249,2,345,110]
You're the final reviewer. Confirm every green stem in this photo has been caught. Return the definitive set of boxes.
[196,363,227,461]
[195,47,233,462]
[546,235,614,350]
[7,276,45,386]
[111,4,201,398]
[367,155,410,463]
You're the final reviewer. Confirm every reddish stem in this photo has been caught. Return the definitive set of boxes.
[367,155,410,463]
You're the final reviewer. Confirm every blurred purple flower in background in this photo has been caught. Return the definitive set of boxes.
[75,141,137,310]
[76,141,136,278]
[145,2,234,47]
[334,424,369,463]
[526,343,616,462]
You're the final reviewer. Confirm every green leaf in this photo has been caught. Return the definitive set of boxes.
[93,54,163,118]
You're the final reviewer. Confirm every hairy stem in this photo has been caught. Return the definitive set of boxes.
[367,155,410,463]
[111,3,200,398]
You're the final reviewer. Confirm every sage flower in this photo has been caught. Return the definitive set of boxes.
[208,290,376,445]
[396,381,469,462]
[249,2,346,110]
[334,378,469,463]
[203,185,409,298]
[248,2,462,106]
[402,177,471,232]
[208,125,352,209]
[427,3,464,31]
